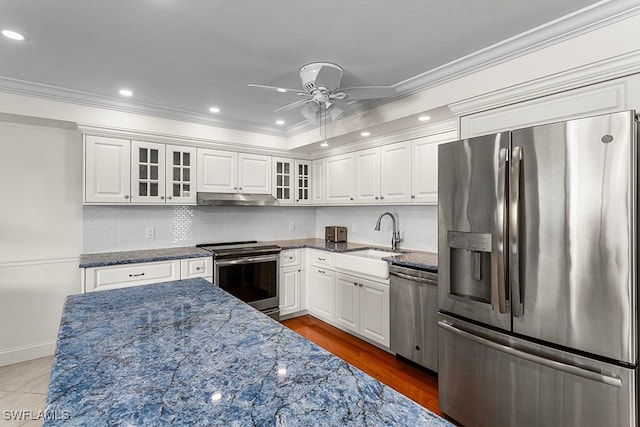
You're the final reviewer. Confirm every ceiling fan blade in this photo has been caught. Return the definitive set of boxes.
[301,102,320,125]
[247,84,303,95]
[314,65,343,91]
[273,98,313,113]
[339,86,396,100]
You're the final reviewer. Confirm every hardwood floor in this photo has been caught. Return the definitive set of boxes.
[281,314,445,418]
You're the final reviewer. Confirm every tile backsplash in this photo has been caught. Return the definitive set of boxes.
[83,204,437,254]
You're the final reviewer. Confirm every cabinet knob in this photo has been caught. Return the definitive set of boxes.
[160,196,165,200]
[411,195,416,199]
[168,196,173,199]
[239,187,243,190]
[353,282,358,286]
[380,196,384,200]
[234,187,237,190]
[359,283,363,287]
[196,267,201,271]
[350,197,354,201]
[124,195,130,199]
[374,196,379,200]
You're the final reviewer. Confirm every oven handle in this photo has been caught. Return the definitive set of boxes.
[215,254,280,266]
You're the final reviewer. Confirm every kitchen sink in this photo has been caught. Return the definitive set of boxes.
[333,249,401,280]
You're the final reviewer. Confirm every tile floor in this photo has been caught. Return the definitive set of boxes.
[0,356,53,426]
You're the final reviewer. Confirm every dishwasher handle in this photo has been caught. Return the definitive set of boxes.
[389,270,437,285]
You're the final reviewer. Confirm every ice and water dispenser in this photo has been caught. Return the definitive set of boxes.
[447,231,493,304]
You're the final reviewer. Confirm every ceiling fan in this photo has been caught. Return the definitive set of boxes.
[248,62,396,125]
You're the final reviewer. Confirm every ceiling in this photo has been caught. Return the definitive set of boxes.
[0,0,613,137]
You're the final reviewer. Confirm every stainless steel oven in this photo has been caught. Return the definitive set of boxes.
[197,241,281,319]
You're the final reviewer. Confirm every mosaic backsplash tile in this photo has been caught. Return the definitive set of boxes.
[82,205,437,254]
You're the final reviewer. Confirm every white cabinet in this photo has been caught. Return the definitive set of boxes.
[325,153,355,204]
[279,249,304,316]
[131,141,166,204]
[84,136,197,205]
[312,159,326,204]
[197,148,271,194]
[165,145,196,204]
[294,160,312,204]
[84,136,131,203]
[197,148,237,193]
[307,267,335,323]
[272,159,311,205]
[354,148,380,204]
[238,153,271,194]
[84,257,212,292]
[411,136,440,204]
[380,141,412,204]
[335,272,390,347]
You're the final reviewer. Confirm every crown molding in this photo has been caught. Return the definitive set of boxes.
[393,0,640,98]
[0,76,288,137]
[448,49,640,116]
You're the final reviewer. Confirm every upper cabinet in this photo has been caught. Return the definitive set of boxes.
[197,148,271,194]
[85,136,196,205]
[272,158,312,205]
[380,141,412,204]
[312,159,326,205]
[84,136,131,204]
[325,153,355,204]
[411,137,439,204]
[354,148,380,204]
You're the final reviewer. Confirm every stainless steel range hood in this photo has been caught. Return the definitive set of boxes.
[196,192,280,206]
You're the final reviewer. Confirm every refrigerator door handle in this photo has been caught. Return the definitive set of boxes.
[438,321,623,388]
[493,147,509,314]
[510,146,524,317]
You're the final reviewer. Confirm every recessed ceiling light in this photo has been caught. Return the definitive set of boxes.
[1,30,27,41]
[419,115,431,121]
[320,142,329,147]
[277,88,287,93]
[119,89,133,97]
[276,120,285,125]
[360,132,371,137]
[209,107,220,113]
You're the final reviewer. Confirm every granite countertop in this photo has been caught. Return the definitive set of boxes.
[79,246,212,268]
[46,279,451,426]
[273,238,438,272]
[79,239,438,272]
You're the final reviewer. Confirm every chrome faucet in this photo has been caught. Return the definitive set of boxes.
[374,212,402,251]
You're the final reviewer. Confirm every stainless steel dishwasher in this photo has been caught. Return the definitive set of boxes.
[389,264,439,372]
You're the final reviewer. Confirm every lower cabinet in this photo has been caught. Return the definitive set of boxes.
[307,267,335,323]
[336,272,390,348]
[280,265,301,316]
[84,257,212,292]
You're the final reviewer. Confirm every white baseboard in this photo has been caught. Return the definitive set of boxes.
[0,341,56,367]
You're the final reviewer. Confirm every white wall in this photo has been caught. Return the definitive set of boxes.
[0,119,82,366]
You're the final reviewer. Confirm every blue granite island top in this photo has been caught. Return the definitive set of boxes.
[46,279,451,426]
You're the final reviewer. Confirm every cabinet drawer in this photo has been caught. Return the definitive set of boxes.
[310,249,333,269]
[180,257,212,279]
[85,260,181,292]
[280,249,300,267]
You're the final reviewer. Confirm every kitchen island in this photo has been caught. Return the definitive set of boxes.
[45,278,450,426]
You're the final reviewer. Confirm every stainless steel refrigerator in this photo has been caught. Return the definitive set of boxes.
[437,110,638,427]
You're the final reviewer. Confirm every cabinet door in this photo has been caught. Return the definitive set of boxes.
[294,160,312,205]
[335,273,360,333]
[197,148,237,193]
[411,137,439,204]
[166,145,196,205]
[272,157,294,204]
[359,278,390,347]
[381,141,412,204]
[280,266,301,316]
[84,136,131,203]
[180,257,212,279]
[307,268,335,323]
[325,153,354,204]
[312,159,326,205]
[354,148,380,204]
[131,141,166,204]
[238,153,271,194]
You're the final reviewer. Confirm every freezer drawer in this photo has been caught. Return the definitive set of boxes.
[438,315,638,427]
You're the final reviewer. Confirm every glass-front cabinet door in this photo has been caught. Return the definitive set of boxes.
[272,157,294,204]
[295,160,311,204]
[131,141,166,203]
[166,145,196,204]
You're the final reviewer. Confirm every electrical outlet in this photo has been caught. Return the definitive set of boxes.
[145,227,155,239]
[351,224,357,233]
[288,222,295,231]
